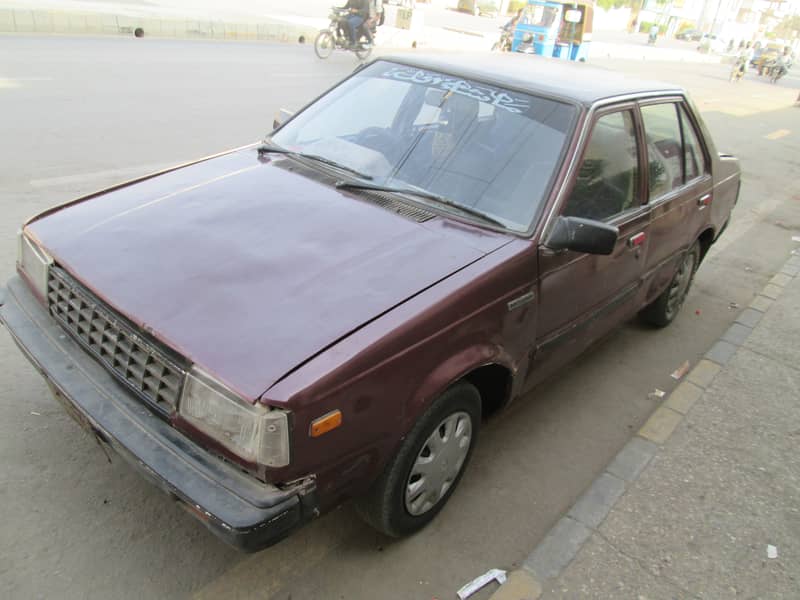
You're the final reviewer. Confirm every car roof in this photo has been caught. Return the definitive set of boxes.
[380,52,684,106]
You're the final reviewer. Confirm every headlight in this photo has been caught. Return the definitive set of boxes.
[17,230,53,302]
[179,368,290,467]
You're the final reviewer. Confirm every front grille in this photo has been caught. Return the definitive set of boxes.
[47,266,186,415]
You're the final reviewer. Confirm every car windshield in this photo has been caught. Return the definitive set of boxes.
[271,61,577,232]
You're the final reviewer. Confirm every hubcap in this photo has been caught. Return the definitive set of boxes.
[666,250,696,319]
[404,411,472,516]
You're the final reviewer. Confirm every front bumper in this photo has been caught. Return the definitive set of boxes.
[0,276,316,552]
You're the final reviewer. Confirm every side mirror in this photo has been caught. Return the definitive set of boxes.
[273,108,294,130]
[545,216,618,255]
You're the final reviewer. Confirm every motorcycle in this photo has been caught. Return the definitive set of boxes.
[314,7,376,61]
[769,63,789,84]
[729,56,746,83]
[647,31,657,45]
[758,57,776,77]
[491,27,513,52]
[762,57,792,83]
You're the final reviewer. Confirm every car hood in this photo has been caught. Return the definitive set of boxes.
[27,149,511,400]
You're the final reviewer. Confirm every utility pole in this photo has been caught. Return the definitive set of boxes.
[710,0,725,35]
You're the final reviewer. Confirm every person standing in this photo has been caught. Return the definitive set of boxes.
[648,23,658,44]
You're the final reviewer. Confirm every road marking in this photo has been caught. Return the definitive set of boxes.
[765,129,790,140]
[0,77,53,89]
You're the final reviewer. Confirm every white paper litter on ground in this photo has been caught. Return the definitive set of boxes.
[456,568,507,599]
[671,360,691,380]
[791,236,800,243]
[767,544,778,559]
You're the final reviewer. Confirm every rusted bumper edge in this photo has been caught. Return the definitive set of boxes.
[0,276,317,553]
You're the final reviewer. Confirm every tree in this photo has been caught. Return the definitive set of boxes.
[596,0,631,10]
[774,15,800,39]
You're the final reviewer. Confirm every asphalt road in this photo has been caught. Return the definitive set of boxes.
[1,36,799,600]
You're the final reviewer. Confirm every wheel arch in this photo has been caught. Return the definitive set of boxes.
[405,345,516,432]
[697,226,715,262]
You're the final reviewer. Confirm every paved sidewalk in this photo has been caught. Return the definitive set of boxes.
[491,251,800,599]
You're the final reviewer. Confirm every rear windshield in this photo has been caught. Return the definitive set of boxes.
[272,61,577,232]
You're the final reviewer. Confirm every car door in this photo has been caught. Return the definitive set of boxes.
[527,104,650,387]
[638,99,713,303]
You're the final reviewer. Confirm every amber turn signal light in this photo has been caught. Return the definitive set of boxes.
[310,409,342,438]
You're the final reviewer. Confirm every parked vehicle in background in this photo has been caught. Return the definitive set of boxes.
[697,34,727,54]
[676,28,703,41]
[0,53,739,553]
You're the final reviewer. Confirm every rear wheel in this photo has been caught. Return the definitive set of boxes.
[314,30,335,59]
[640,242,701,327]
[355,381,481,537]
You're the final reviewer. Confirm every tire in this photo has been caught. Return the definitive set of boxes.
[354,43,372,61]
[640,242,701,328]
[355,381,481,538]
[314,30,335,59]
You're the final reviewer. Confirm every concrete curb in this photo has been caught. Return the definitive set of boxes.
[489,250,800,600]
[0,8,318,43]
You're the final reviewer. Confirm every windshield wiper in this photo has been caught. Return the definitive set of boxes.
[335,180,507,228]
[258,142,373,181]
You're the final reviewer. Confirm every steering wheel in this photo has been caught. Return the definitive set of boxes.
[355,127,401,160]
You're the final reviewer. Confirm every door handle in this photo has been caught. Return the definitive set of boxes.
[627,232,646,248]
[697,193,712,208]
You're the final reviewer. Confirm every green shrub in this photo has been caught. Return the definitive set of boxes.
[639,21,667,34]
[507,0,526,15]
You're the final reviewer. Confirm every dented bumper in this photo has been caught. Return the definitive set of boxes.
[0,276,316,552]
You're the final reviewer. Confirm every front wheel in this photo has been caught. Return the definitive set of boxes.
[314,30,335,59]
[355,381,481,537]
[640,242,701,327]
[354,41,372,61]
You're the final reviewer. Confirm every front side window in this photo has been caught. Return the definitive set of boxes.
[562,110,640,221]
[271,61,577,231]
[641,103,683,200]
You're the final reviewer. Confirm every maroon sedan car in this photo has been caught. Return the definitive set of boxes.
[0,54,738,551]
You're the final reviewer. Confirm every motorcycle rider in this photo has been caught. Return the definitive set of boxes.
[362,0,384,44]
[503,8,523,32]
[730,42,753,82]
[771,47,792,82]
[340,0,369,48]
[494,7,522,51]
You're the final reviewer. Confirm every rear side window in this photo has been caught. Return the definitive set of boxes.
[641,103,683,200]
[562,110,640,222]
[680,106,706,181]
